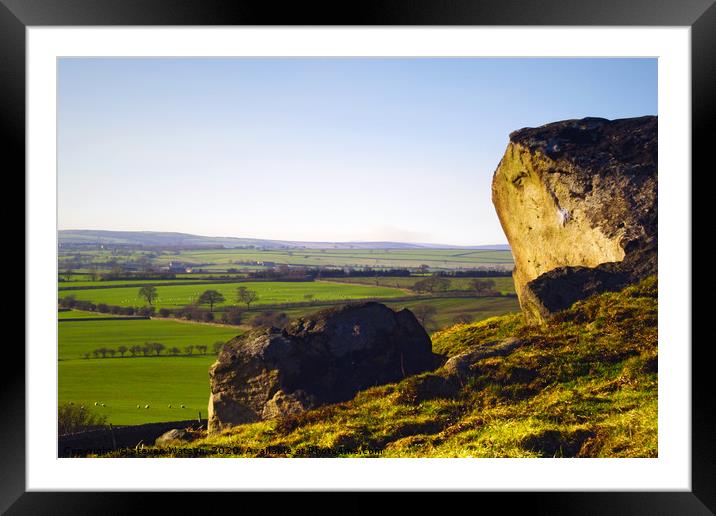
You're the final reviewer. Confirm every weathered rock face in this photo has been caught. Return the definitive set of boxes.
[208,302,435,433]
[492,116,657,322]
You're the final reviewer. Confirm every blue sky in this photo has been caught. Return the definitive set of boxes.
[58,58,657,245]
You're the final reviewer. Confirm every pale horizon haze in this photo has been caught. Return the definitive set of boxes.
[58,58,657,246]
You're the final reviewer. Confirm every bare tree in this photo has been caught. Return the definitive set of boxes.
[237,286,259,309]
[221,307,243,325]
[470,278,496,295]
[149,342,165,356]
[412,304,438,329]
[251,311,290,329]
[412,276,450,293]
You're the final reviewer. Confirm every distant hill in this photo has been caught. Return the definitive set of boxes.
[58,230,510,251]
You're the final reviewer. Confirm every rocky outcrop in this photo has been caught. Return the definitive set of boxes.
[492,116,657,322]
[208,302,436,433]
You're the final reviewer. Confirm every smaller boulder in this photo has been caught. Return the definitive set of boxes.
[208,302,436,433]
[443,337,526,377]
[154,428,196,447]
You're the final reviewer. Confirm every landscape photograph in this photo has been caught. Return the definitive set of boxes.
[57,57,658,458]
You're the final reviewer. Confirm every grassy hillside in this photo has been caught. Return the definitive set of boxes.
[107,276,657,458]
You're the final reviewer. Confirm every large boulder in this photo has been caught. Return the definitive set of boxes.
[208,302,436,433]
[492,116,657,322]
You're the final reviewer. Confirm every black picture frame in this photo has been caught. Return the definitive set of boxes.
[5,0,708,513]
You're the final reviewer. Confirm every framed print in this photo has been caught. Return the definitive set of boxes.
[5,0,710,513]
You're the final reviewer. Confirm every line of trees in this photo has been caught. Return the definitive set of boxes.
[469,278,498,295]
[59,295,156,316]
[250,310,290,329]
[434,269,512,278]
[411,276,451,293]
[59,285,265,326]
[83,341,225,359]
[144,285,260,312]
[409,276,500,295]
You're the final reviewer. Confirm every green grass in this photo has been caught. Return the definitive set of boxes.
[383,296,519,330]
[59,318,242,425]
[59,356,214,425]
[156,248,515,270]
[58,273,93,282]
[325,276,516,295]
[59,248,514,271]
[59,309,126,319]
[175,273,248,279]
[276,296,520,333]
[58,318,240,360]
[58,280,409,310]
[109,277,657,458]
[59,278,214,288]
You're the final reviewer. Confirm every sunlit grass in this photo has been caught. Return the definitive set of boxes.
[104,277,657,458]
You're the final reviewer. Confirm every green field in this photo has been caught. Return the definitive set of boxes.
[58,318,240,360]
[58,295,519,425]
[59,356,215,425]
[154,248,514,270]
[57,249,519,428]
[58,309,131,319]
[324,276,516,294]
[58,280,409,310]
[59,318,242,424]
[59,248,514,272]
[59,273,93,282]
[59,278,215,289]
[280,296,520,332]
[383,296,519,329]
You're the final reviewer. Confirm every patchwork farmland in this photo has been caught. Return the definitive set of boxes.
[58,240,517,427]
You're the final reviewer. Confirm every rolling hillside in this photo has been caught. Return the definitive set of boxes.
[58,229,511,251]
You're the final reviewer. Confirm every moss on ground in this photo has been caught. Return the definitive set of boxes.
[105,277,657,458]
